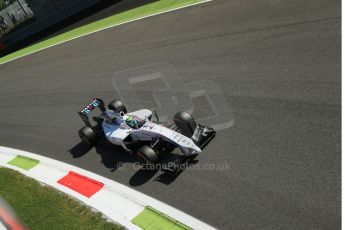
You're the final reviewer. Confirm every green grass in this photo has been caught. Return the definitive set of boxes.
[0,168,123,230]
[0,0,206,65]
[132,206,192,230]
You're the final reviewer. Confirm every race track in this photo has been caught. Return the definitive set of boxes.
[0,0,341,229]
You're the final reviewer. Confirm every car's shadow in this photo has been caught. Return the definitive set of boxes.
[69,142,136,171]
[69,142,188,185]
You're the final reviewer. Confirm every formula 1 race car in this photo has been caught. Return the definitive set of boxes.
[77,98,216,173]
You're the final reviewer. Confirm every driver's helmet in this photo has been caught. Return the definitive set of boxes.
[126,115,139,129]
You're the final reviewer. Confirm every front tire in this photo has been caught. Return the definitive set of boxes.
[78,126,97,146]
[173,111,197,137]
[108,100,127,113]
[136,146,159,169]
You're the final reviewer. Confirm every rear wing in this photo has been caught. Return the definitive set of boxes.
[77,98,106,127]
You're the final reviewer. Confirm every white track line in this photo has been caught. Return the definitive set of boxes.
[0,0,212,65]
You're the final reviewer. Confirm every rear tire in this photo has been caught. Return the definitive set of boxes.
[173,111,197,137]
[78,126,97,146]
[136,146,159,169]
[108,100,127,113]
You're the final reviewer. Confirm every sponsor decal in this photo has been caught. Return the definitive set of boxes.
[81,98,100,114]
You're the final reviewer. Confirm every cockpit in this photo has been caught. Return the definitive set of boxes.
[126,115,145,129]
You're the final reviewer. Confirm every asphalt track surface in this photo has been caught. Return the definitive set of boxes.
[0,0,341,229]
[1,0,158,56]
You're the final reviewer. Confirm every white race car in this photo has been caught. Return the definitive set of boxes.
[77,98,216,172]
